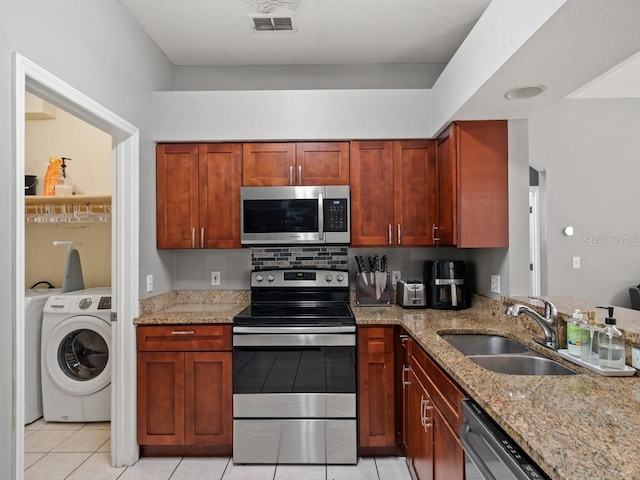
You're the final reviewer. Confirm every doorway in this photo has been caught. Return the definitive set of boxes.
[529,165,547,297]
[13,53,140,478]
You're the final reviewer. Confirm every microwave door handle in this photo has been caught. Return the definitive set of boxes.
[289,166,293,185]
[318,191,324,240]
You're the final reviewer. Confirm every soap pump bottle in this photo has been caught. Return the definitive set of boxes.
[580,310,600,364]
[566,309,585,357]
[596,306,625,369]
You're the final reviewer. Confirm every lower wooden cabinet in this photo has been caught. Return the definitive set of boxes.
[136,325,232,454]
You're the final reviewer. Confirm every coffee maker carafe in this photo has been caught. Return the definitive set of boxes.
[424,260,469,310]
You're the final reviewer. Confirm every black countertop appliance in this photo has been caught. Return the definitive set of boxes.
[424,260,470,310]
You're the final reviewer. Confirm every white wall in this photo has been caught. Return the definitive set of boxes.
[528,98,640,307]
[0,1,173,477]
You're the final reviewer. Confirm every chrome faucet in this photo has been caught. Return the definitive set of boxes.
[505,297,558,350]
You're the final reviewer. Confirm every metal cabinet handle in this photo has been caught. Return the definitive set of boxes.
[171,330,195,335]
[191,227,195,248]
[388,224,392,245]
[298,165,302,185]
[397,224,401,245]
[432,224,440,242]
[289,166,293,185]
[421,396,433,431]
[399,334,409,346]
[200,227,205,248]
[402,365,411,388]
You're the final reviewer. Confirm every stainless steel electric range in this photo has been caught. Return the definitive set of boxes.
[232,269,357,465]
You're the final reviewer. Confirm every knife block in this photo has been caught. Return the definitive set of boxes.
[355,272,390,306]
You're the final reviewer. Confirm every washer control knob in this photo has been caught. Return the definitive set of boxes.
[79,298,93,310]
[255,274,264,283]
[267,274,275,283]
[336,274,344,282]
[325,274,333,283]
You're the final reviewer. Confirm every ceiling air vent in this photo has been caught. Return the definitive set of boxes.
[251,16,294,31]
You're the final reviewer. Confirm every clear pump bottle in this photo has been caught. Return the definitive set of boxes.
[580,310,600,364]
[596,306,625,370]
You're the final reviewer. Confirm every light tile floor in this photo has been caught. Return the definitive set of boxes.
[25,419,412,480]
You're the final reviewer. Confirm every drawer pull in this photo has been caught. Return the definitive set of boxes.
[171,330,195,335]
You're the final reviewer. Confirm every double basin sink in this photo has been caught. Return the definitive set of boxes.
[440,334,577,376]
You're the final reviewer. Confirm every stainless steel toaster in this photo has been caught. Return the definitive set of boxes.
[396,280,426,308]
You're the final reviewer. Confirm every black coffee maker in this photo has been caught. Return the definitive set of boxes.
[424,260,469,310]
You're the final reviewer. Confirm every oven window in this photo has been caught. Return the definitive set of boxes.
[233,346,356,394]
[243,199,318,233]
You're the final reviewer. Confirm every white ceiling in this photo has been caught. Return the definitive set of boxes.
[119,0,492,66]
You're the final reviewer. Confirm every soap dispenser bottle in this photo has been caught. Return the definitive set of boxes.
[596,306,625,369]
[567,309,585,357]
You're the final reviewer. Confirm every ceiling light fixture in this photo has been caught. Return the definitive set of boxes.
[245,0,301,14]
[504,85,547,100]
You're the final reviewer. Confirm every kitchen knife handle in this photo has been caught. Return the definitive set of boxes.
[388,224,392,245]
[289,165,293,185]
[432,224,440,242]
[397,223,401,245]
[200,227,205,248]
[191,227,195,249]
[298,165,302,185]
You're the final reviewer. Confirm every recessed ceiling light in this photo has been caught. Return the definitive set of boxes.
[504,85,547,100]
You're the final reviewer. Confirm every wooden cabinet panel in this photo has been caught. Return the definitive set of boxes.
[156,144,199,249]
[184,352,232,445]
[407,368,434,480]
[358,326,396,449]
[242,142,296,186]
[350,140,436,247]
[137,325,231,352]
[199,144,242,248]
[296,142,349,185]
[435,121,508,247]
[157,143,241,249]
[350,141,394,246]
[137,352,185,445]
[433,406,464,480]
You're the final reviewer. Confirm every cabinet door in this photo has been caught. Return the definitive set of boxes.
[137,352,185,445]
[433,406,464,480]
[408,369,434,480]
[185,352,233,445]
[296,142,350,185]
[456,121,508,247]
[358,327,395,448]
[393,140,437,246]
[397,332,411,453]
[156,144,200,249]
[435,128,457,246]
[350,141,394,246]
[199,144,242,248]
[242,142,296,186]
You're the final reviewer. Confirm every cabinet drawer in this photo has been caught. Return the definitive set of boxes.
[358,326,394,354]
[137,325,231,352]
[410,341,465,432]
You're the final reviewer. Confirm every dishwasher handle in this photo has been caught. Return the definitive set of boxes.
[460,421,497,480]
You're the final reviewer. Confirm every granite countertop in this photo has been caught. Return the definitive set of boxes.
[135,292,640,479]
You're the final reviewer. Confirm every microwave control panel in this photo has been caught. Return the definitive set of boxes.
[324,198,348,232]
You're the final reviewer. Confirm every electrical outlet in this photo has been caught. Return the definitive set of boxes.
[211,271,221,286]
[572,256,581,269]
[490,275,501,294]
[632,347,640,369]
[392,271,401,285]
[146,274,153,293]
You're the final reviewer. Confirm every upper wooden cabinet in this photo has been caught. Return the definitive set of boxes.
[350,140,436,247]
[435,121,509,247]
[242,142,350,186]
[156,143,242,249]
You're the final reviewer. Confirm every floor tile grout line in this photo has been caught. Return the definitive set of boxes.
[167,456,184,479]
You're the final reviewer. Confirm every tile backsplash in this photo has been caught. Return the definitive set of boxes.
[251,247,348,270]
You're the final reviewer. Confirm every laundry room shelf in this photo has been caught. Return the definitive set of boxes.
[25,194,111,205]
[25,194,111,224]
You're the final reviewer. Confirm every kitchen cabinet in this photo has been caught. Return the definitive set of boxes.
[242,141,350,186]
[350,140,436,246]
[137,325,232,455]
[404,336,465,480]
[156,143,241,249]
[434,121,508,247]
[357,326,397,452]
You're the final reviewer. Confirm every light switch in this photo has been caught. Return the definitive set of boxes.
[572,257,581,269]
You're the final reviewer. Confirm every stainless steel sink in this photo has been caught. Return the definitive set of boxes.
[468,354,578,376]
[440,334,529,355]
[440,333,577,376]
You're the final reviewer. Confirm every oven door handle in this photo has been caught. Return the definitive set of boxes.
[460,421,498,480]
[233,326,355,334]
[233,332,356,347]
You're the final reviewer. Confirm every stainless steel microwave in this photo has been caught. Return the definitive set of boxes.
[241,185,350,245]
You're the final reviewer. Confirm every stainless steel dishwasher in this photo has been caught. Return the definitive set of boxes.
[460,399,550,480]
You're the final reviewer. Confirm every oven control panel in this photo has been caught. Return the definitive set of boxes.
[252,269,347,287]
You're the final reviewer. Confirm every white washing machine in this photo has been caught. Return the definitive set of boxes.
[42,287,112,422]
[25,288,61,424]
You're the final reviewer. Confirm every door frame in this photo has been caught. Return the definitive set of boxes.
[12,53,140,476]
[529,186,541,296]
